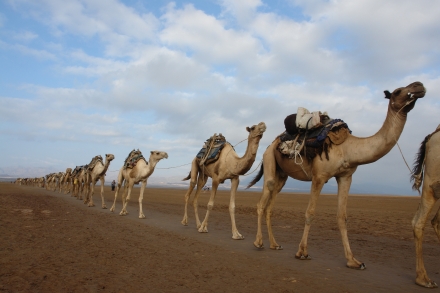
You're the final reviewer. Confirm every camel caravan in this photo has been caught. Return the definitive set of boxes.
[15,81,440,288]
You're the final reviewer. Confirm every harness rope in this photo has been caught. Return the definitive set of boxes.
[389,94,421,195]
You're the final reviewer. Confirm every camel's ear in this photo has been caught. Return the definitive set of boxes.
[150,151,154,155]
[384,90,391,99]
[246,126,251,132]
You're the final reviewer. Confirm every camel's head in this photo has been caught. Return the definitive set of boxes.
[66,168,72,174]
[105,154,115,161]
[384,81,426,114]
[246,122,267,139]
[150,151,168,160]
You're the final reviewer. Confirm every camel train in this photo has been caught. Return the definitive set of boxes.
[18,81,438,288]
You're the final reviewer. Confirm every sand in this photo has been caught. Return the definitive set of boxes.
[0,182,439,292]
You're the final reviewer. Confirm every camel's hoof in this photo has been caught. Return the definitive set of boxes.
[295,254,312,260]
[198,228,208,233]
[347,263,366,270]
[253,243,264,249]
[270,246,283,250]
[232,235,245,240]
[181,221,188,226]
[102,206,107,209]
[139,215,146,219]
[416,280,438,288]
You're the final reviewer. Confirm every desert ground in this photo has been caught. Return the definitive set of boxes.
[0,182,439,293]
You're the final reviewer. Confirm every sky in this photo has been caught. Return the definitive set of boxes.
[1,0,440,195]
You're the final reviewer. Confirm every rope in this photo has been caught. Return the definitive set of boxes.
[389,96,421,196]
[157,162,192,170]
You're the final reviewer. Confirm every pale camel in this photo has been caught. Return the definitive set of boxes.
[61,168,72,194]
[181,122,267,239]
[247,82,426,269]
[57,172,66,193]
[110,150,168,218]
[45,173,55,191]
[410,125,440,288]
[84,154,115,208]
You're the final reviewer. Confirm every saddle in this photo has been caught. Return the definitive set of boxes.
[87,155,103,171]
[71,165,87,177]
[279,116,351,161]
[123,149,147,169]
[196,133,227,166]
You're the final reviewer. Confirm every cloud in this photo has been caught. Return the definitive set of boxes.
[1,0,440,192]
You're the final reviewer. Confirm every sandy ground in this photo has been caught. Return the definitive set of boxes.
[0,182,439,293]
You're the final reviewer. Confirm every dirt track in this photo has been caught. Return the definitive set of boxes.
[0,182,439,292]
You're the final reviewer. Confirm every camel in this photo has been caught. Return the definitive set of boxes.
[60,168,72,194]
[84,154,115,208]
[110,150,168,218]
[57,172,66,193]
[247,82,426,269]
[181,122,267,239]
[72,166,88,200]
[410,125,440,288]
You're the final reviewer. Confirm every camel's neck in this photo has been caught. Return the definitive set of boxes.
[146,158,160,176]
[102,159,111,173]
[346,104,407,165]
[233,136,261,174]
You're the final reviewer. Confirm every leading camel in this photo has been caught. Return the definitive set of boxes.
[181,122,266,239]
[411,125,440,288]
[247,81,426,269]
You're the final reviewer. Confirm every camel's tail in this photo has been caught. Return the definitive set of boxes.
[246,163,264,189]
[182,171,191,181]
[411,134,430,192]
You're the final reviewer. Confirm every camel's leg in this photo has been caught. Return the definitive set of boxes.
[413,185,438,288]
[181,168,198,226]
[254,152,277,249]
[120,183,132,216]
[198,179,219,233]
[266,171,288,250]
[295,176,326,260]
[79,182,84,200]
[99,177,107,209]
[138,180,147,219]
[193,174,208,229]
[88,181,96,207]
[335,175,365,269]
[432,206,440,242]
[110,174,124,212]
[84,182,90,205]
[229,177,243,240]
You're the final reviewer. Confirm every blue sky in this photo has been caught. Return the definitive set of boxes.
[1,0,440,195]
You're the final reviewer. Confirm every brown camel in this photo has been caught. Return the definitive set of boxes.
[110,150,168,218]
[411,125,440,288]
[84,154,115,208]
[181,122,266,239]
[72,166,88,200]
[247,82,426,269]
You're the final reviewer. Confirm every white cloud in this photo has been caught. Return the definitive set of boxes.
[1,0,440,193]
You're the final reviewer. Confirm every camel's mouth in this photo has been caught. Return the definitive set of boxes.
[409,88,426,99]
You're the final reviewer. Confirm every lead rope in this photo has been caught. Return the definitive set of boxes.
[390,94,421,196]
